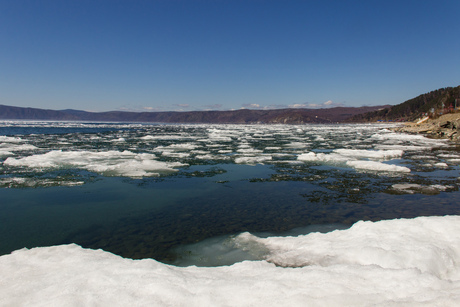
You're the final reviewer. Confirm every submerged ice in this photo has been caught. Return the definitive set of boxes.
[1,216,460,306]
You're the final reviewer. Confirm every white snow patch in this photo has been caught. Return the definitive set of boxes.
[1,216,460,306]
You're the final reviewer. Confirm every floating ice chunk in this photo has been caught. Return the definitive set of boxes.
[346,160,411,173]
[235,156,272,165]
[430,184,449,191]
[410,155,436,160]
[143,135,192,140]
[264,147,282,150]
[187,150,208,156]
[161,152,190,158]
[333,148,403,160]
[112,138,126,142]
[0,149,14,157]
[160,143,198,151]
[0,143,38,152]
[194,154,229,161]
[140,135,156,140]
[297,152,347,163]
[434,162,448,168]
[297,152,318,161]
[391,183,422,194]
[298,150,410,173]
[237,143,251,149]
[391,183,452,194]
[375,144,432,151]
[1,216,460,306]
[4,150,186,178]
[236,148,263,154]
[438,154,460,158]
[0,177,84,188]
[0,136,23,143]
[206,135,233,142]
[284,142,309,148]
[205,144,224,148]
[370,132,449,149]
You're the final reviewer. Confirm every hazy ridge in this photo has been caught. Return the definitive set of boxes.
[0,104,387,124]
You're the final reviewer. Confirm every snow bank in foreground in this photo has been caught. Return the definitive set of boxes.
[1,216,460,306]
[3,150,186,178]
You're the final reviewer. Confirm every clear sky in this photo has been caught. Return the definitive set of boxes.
[1,0,459,112]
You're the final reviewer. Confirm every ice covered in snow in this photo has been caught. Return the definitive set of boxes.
[4,150,186,178]
[0,135,23,143]
[1,216,460,306]
[298,151,345,162]
[0,140,38,158]
[333,148,403,160]
[236,147,263,154]
[298,148,409,173]
[370,131,449,151]
[284,141,309,148]
[346,160,411,173]
[434,162,449,168]
[1,121,458,179]
[235,155,272,165]
[140,134,193,140]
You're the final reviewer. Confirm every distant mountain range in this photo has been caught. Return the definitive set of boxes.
[0,104,388,124]
[2,86,458,124]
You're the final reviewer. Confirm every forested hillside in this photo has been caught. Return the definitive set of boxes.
[348,86,460,122]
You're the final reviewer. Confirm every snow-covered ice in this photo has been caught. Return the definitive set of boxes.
[297,149,410,173]
[1,216,460,306]
[4,150,186,178]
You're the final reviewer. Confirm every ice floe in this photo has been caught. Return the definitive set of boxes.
[1,121,458,179]
[298,149,410,173]
[346,160,411,173]
[4,150,186,178]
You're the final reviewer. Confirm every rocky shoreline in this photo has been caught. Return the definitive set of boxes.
[391,112,460,142]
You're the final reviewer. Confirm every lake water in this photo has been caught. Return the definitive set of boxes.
[1,121,460,265]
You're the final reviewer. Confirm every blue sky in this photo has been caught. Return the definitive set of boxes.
[1,0,459,112]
